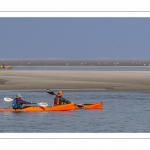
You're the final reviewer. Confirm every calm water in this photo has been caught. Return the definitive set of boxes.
[12,66,150,71]
[0,90,150,133]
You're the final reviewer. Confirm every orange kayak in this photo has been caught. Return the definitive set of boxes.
[0,102,77,112]
[77,102,104,109]
[0,102,104,112]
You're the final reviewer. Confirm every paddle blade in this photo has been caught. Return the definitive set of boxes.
[37,102,48,107]
[46,89,56,95]
[4,97,13,102]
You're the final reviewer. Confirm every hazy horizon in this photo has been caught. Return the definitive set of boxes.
[0,18,150,60]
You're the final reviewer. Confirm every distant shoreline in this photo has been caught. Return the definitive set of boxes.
[0,58,150,66]
[13,66,150,68]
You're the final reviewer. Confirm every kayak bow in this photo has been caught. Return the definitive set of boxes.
[77,102,104,109]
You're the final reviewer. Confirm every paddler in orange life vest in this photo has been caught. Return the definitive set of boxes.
[54,90,71,105]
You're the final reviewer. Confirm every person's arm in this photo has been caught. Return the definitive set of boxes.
[60,97,71,104]
[17,99,32,104]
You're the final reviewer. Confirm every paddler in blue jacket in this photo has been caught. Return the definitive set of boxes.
[12,93,32,109]
[54,90,71,105]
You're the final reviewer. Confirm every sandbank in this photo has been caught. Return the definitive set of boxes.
[0,70,150,92]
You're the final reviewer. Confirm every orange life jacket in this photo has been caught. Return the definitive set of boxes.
[54,96,64,105]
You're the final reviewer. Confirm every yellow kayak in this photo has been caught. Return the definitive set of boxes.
[0,66,13,69]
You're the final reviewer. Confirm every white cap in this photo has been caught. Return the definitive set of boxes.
[16,93,22,98]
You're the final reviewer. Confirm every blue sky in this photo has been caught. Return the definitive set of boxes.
[0,18,150,59]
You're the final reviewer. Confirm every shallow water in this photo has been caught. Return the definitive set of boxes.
[11,66,150,71]
[0,90,150,133]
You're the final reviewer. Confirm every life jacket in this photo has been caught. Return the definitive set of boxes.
[54,96,64,105]
[12,99,18,109]
[12,98,23,109]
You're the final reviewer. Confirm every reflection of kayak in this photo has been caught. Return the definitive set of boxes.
[0,66,13,69]
[0,102,104,112]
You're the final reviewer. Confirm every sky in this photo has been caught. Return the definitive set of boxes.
[0,17,150,59]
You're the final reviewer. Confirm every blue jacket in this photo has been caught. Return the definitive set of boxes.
[12,98,31,109]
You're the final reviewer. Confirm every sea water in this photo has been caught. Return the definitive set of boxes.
[12,66,150,71]
[0,90,150,133]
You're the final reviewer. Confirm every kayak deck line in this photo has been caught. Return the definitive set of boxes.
[0,102,104,112]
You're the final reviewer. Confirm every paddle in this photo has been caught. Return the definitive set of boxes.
[46,89,85,109]
[4,97,48,107]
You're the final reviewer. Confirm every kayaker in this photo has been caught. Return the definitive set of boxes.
[54,90,71,105]
[2,64,5,68]
[12,93,32,109]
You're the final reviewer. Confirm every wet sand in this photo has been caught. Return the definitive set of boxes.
[0,70,150,92]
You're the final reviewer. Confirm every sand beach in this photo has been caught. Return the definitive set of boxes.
[0,70,150,92]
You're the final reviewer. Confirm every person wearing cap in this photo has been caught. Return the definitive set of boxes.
[12,93,32,109]
[54,90,71,105]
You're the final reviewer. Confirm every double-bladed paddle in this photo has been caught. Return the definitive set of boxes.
[4,97,48,107]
